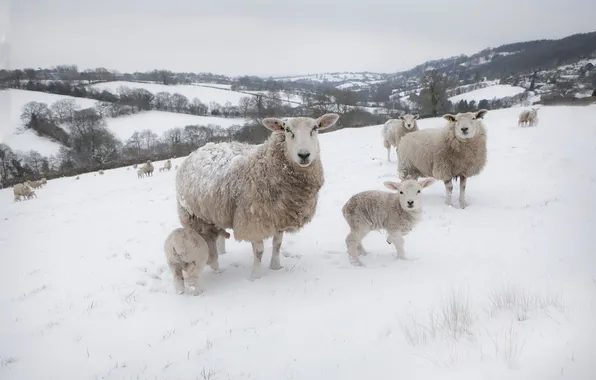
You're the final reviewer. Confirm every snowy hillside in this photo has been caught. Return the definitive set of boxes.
[0,89,97,156]
[105,111,248,141]
[1,105,596,380]
[448,85,527,103]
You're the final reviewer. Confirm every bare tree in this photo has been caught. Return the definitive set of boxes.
[188,98,208,115]
[51,98,80,124]
[153,91,172,111]
[138,129,159,151]
[238,96,252,117]
[20,102,53,129]
[171,93,189,113]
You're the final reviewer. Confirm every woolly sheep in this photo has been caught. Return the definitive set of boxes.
[137,168,146,178]
[398,109,488,209]
[342,178,436,266]
[162,159,172,172]
[164,227,230,295]
[27,180,43,189]
[143,160,154,176]
[13,183,36,202]
[382,114,419,162]
[518,108,538,127]
[176,113,340,280]
[98,170,104,175]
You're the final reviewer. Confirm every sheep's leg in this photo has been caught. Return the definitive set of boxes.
[357,243,369,256]
[444,179,454,206]
[216,234,226,255]
[270,231,283,270]
[346,228,369,266]
[459,176,467,209]
[185,263,204,296]
[205,237,220,272]
[387,147,391,162]
[167,261,185,295]
[387,230,408,260]
[249,240,264,280]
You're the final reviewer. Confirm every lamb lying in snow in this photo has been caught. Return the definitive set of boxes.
[342,178,435,266]
[164,227,230,295]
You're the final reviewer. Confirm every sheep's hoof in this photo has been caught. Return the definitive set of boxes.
[249,270,262,281]
[459,201,467,209]
[269,261,283,270]
[350,259,365,267]
[188,286,203,296]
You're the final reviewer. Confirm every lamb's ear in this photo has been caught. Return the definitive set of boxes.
[262,118,285,133]
[419,178,436,189]
[413,115,419,120]
[383,181,401,191]
[475,109,488,119]
[443,114,456,123]
[316,113,340,130]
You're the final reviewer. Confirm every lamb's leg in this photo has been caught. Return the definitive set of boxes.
[167,260,185,295]
[249,240,264,280]
[270,231,283,270]
[444,179,454,206]
[216,234,226,254]
[185,262,205,296]
[387,230,408,260]
[346,227,369,266]
[459,176,467,209]
[387,147,391,162]
[205,237,220,272]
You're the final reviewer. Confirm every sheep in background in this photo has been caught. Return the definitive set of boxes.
[143,160,154,176]
[518,108,539,127]
[398,109,488,209]
[40,178,47,185]
[160,159,172,172]
[342,178,436,266]
[76,176,80,180]
[164,227,230,295]
[176,113,340,280]
[133,164,138,169]
[98,170,104,175]
[26,180,43,189]
[13,183,36,202]
[382,114,419,162]
[137,168,146,178]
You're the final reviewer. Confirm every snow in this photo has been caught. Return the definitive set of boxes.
[449,85,526,103]
[0,89,97,156]
[104,111,248,141]
[2,105,596,380]
[89,81,250,106]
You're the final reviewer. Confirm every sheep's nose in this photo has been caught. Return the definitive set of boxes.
[407,200,414,207]
[461,127,469,133]
[407,124,411,127]
[298,152,311,160]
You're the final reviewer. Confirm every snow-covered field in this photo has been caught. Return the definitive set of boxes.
[449,85,526,103]
[105,111,248,141]
[0,89,97,156]
[1,105,596,380]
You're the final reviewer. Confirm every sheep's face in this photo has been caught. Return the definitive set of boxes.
[443,109,487,141]
[399,114,419,130]
[384,178,436,211]
[262,114,340,167]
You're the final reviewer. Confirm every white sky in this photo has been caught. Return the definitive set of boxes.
[4,0,596,76]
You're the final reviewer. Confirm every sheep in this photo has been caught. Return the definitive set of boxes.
[176,113,340,280]
[76,176,80,180]
[133,164,138,169]
[382,114,420,162]
[137,168,146,178]
[98,170,104,175]
[160,159,172,172]
[342,178,435,266]
[13,183,36,202]
[519,107,538,127]
[398,109,488,209]
[143,160,154,176]
[40,178,47,185]
[164,227,230,295]
[28,180,43,189]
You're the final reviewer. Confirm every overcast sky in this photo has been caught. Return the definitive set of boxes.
[3,0,596,76]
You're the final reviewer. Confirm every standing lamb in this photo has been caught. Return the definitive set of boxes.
[342,178,436,266]
[398,109,488,209]
[160,159,172,172]
[164,227,230,295]
[143,160,154,176]
[382,114,420,162]
[176,113,340,280]
[13,183,36,202]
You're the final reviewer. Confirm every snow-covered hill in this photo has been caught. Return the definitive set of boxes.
[2,105,595,380]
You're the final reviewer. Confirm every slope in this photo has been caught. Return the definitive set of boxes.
[1,105,595,380]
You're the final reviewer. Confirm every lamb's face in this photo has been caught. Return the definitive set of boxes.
[443,109,488,141]
[399,114,419,130]
[262,114,340,167]
[384,178,436,211]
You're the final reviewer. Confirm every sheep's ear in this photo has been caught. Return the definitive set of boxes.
[398,115,405,120]
[475,109,488,119]
[383,181,401,191]
[419,178,436,189]
[262,118,285,133]
[443,114,456,123]
[316,113,340,130]
[413,115,419,120]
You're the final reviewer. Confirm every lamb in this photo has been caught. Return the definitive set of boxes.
[13,183,36,202]
[137,168,146,178]
[342,178,436,266]
[143,160,154,176]
[382,114,420,162]
[159,159,172,172]
[176,113,340,280]
[518,108,538,127]
[164,227,230,295]
[398,109,488,209]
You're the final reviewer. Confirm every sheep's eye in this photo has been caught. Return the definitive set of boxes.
[417,190,421,194]
[285,128,295,139]
[399,191,404,195]
[310,126,318,136]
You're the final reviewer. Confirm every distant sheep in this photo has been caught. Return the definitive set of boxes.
[159,159,172,172]
[382,114,419,161]
[143,160,154,176]
[518,108,538,127]
[98,170,104,175]
[398,109,488,209]
[26,180,43,189]
[176,113,340,280]
[40,178,47,185]
[137,168,146,178]
[76,176,80,180]
[342,179,435,266]
[133,164,138,169]
[13,183,36,202]
[164,227,230,295]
